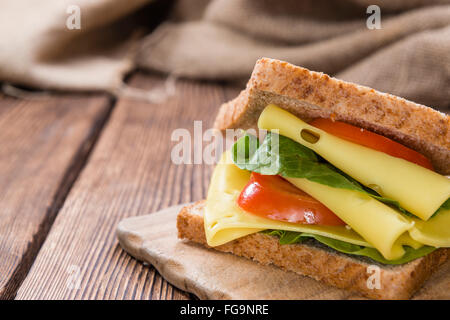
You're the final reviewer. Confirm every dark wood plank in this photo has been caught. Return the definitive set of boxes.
[16,74,239,299]
[0,93,112,299]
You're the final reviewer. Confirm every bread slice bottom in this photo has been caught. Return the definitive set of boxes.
[177,201,449,300]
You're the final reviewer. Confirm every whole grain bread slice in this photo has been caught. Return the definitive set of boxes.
[177,201,449,300]
[214,58,450,174]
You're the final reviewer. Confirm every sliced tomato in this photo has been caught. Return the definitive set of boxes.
[310,118,434,170]
[237,173,345,226]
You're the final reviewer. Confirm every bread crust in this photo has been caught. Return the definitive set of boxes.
[177,201,449,300]
[214,58,450,174]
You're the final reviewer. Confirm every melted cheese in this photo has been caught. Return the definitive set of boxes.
[205,152,372,248]
[258,104,450,221]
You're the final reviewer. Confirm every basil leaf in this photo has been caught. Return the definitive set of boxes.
[233,133,448,218]
[231,133,259,171]
[264,230,436,265]
[262,230,308,245]
[233,133,362,191]
[232,133,414,212]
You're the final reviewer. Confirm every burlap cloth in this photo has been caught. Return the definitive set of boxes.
[1,0,449,109]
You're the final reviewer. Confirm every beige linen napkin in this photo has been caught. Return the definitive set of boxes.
[0,0,449,109]
[139,0,450,109]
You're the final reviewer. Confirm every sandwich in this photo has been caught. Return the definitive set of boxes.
[177,58,450,300]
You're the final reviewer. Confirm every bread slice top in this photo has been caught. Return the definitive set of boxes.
[214,58,450,175]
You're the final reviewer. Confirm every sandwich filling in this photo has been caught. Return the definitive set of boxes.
[204,104,450,264]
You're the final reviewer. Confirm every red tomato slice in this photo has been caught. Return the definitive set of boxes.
[310,118,434,170]
[237,173,345,226]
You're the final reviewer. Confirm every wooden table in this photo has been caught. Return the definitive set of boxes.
[0,73,239,299]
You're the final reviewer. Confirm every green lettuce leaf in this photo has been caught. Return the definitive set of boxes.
[263,230,436,265]
[232,133,449,215]
[232,132,443,264]
[232,132,360,190]
[232,133,410,210]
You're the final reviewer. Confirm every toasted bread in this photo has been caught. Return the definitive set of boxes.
[180,58,449,299]
[177,201,449,300]
[214,58,449,174]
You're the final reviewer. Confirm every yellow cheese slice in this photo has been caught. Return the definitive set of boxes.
[409,209,450,247]
[258,104,450,221]
[205,151,449,260]
[205,152,373,248]
[286,177,416,260]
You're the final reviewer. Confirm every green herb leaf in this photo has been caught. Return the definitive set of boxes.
[232,133,362,191]
[264,230,436,265]
[232,133,418,214]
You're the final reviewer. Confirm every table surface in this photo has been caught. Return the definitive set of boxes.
[1,73,448,300]
[0,73,239,299]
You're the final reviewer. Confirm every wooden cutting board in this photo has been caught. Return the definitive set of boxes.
[116,204,450,300]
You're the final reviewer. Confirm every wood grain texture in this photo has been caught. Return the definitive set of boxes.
[0,92,112,299]
[16,74,239,299]
[117,204,450,300]
[117,204,358,300]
